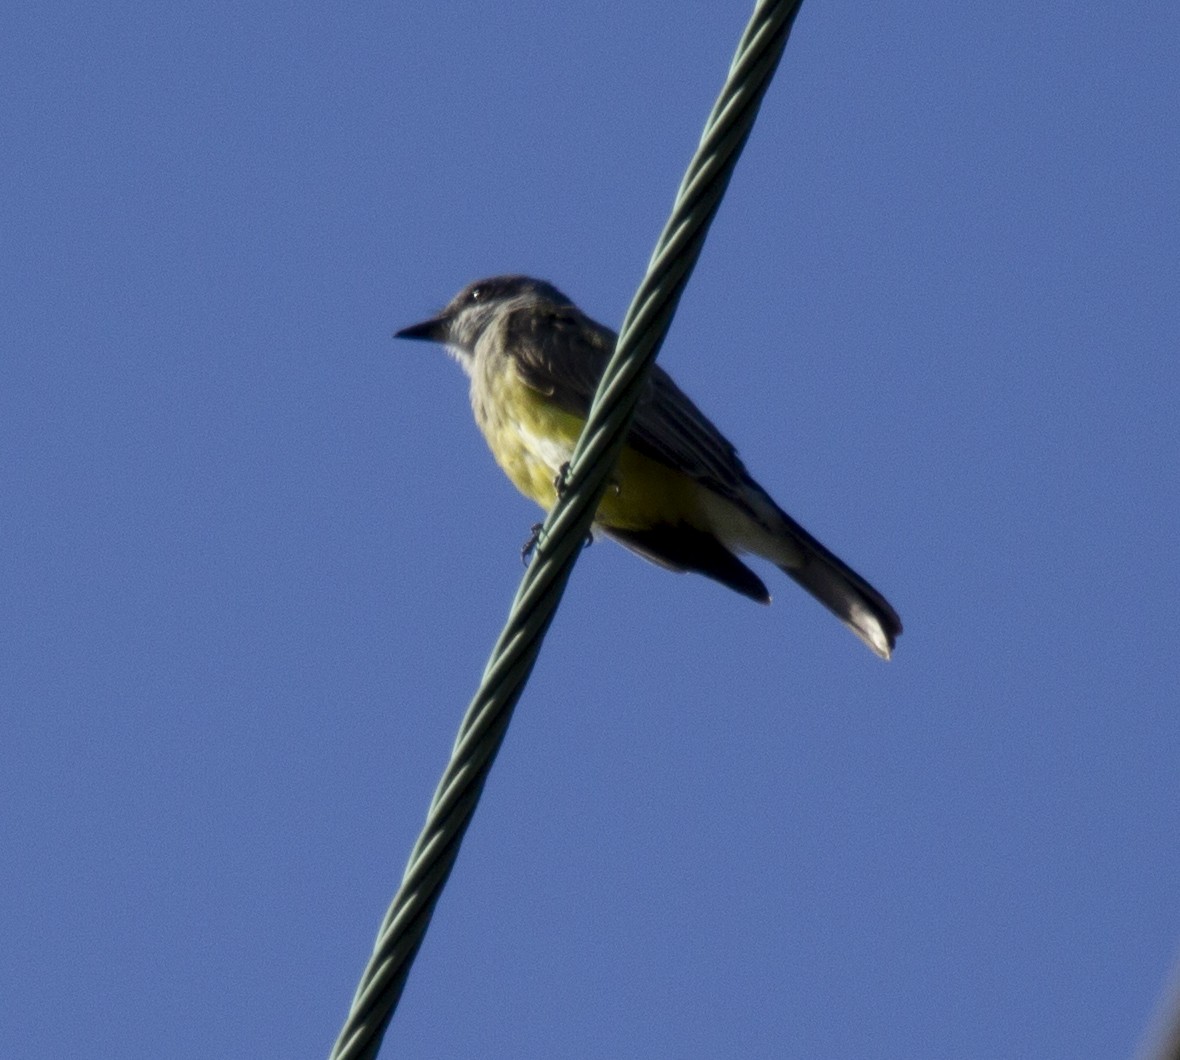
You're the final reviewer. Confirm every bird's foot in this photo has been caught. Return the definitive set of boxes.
[521,522,545,566]
[553,462,572,498]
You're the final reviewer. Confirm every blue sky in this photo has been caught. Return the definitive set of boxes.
[4,2,1179,1057]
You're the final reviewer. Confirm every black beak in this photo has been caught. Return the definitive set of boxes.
[394,316,448,342]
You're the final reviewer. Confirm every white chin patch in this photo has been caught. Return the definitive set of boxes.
[445,343,475,376]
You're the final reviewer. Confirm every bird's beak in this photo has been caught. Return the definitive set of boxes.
[394,316,448,342]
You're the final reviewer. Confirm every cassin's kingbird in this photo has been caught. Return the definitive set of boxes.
[396,275,902,659]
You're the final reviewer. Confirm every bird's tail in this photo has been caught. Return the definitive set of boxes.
[771,508,902,660]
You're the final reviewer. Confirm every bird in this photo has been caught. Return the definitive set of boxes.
[395,275,901,659]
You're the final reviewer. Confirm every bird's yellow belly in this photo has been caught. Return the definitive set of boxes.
[476,379,701,531]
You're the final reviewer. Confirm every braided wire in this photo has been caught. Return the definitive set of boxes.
[329,2,804,1056]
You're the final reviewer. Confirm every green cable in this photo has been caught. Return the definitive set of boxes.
[329,2,805,1055]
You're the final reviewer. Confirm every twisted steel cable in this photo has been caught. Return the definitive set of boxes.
[330,2,804,1056]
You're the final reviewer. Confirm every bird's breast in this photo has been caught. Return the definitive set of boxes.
[471,362,706,531]
[472,366,581,508]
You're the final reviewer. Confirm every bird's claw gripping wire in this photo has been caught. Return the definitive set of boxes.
[521,467,573,565]
[553,462,573,498]
[520,462,597,567]
[521,523,545,567]
[521,521,595,567]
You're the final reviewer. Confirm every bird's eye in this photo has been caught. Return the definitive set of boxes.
[467,286,485,304]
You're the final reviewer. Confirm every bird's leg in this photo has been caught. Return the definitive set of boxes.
[540,462,601,555]
[520,522,545,567]
[553,462,572,498]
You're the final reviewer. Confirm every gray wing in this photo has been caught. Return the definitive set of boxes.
[504,303,759,510]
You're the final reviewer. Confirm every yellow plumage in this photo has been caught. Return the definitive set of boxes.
[476,364,702,532]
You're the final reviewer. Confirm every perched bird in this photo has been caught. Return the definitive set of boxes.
[396,275,901,659]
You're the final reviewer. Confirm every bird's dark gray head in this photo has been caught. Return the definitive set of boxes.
[395,275,574,368]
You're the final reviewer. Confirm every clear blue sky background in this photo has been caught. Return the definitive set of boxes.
[4,2,1179,1057]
